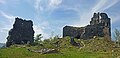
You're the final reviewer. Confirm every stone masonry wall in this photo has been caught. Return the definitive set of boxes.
[6,17,34,47]
[63,12,111,39]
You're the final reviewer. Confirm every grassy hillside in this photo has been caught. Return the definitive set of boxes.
[0,37,120,58]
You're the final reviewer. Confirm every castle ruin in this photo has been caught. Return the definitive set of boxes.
[63,12,111,39]
[6,17,34,47]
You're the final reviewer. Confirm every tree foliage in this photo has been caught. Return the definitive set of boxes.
[34,34,43,43]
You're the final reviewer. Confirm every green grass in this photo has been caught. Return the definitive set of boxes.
[0,37,120,58]
[0,47,112,58]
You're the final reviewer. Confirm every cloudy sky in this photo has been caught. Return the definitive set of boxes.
[0,0,120,43]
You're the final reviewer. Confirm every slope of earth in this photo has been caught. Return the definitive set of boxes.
[0,37,120,58]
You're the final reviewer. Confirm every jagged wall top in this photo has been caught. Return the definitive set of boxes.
[90,12,110,27]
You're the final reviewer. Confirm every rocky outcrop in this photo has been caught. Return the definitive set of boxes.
[63,12,111,40]
[70,37,80,46]
[29,48,58,54]
[6,17,34,47]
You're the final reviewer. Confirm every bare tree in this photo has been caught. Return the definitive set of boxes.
[114,29,120,47]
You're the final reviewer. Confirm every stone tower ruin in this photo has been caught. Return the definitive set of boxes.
[6,17,34,47]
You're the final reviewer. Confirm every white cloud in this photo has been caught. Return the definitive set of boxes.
[34,0,41,11]
[92,0,119,12]
[92,0,108,12]
[111,15,120,24]
[33,25,50,40]
[47,0,63,14]
[33,25,43,36]
[92,0,120,23]
[0,0,20,5]
[0,27,10,33]
[0,11,15,23]
[34,0,63,14]
[0,11,35,23]
[0,0,6,4]
[0,11,15,43]
[34,0,63,39]
[49,0,62,8]
[0,11,16,32]
[102,0,119,11]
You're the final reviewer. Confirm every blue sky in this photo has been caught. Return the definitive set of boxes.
[0,0,120,43]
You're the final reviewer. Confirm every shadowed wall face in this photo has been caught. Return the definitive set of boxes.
[6,17,34,47]
[63,12,111,39]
